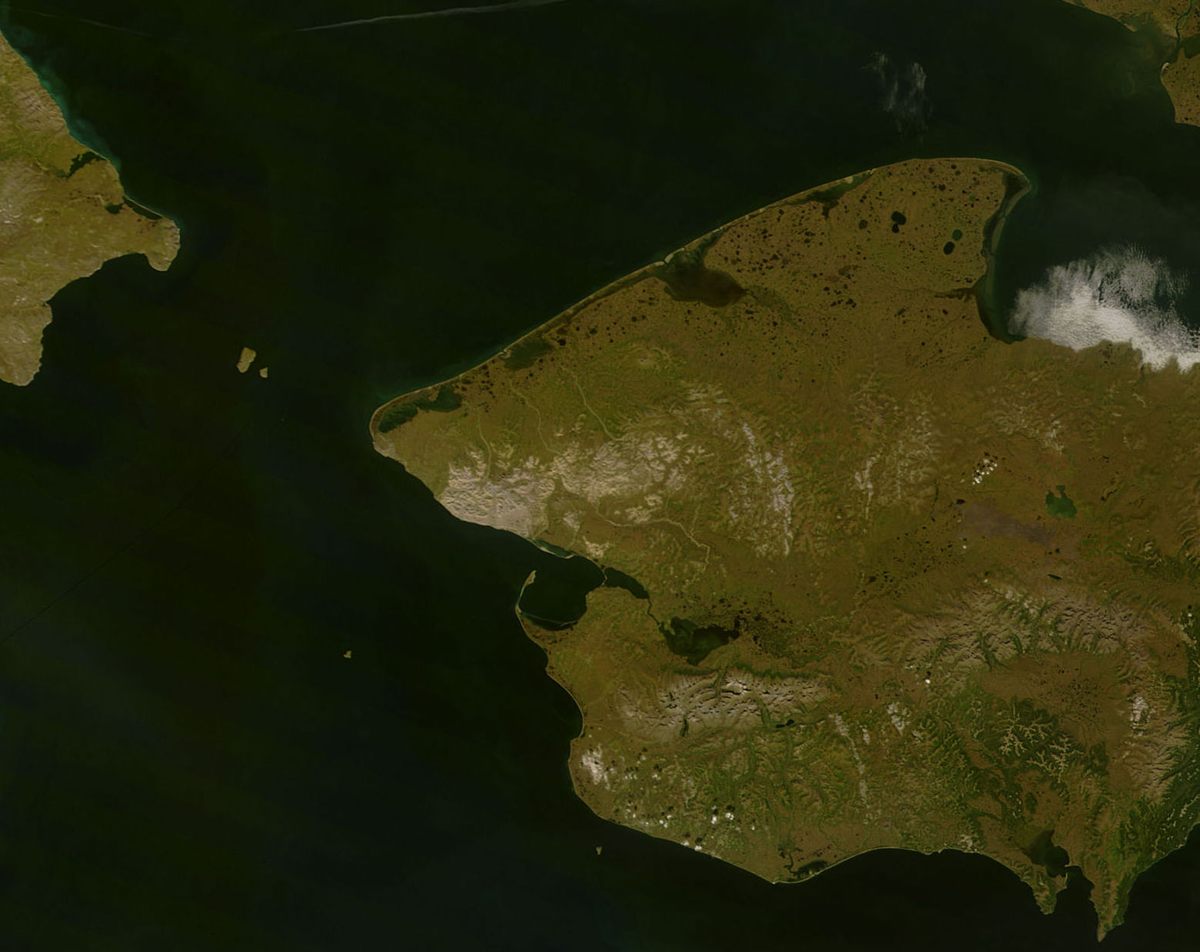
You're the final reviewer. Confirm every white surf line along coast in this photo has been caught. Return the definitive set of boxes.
[297,0,569,32]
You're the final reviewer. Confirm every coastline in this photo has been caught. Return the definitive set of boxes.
[973,167,1035,341]
[0,21,184,233]
[369,154,1200,940]
[370,155,1032,442]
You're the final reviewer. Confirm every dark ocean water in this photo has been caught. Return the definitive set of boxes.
[1,1,1200,948]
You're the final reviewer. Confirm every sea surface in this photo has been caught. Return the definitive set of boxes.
[1,1,1200,948]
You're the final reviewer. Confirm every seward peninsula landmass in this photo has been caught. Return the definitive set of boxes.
[373,157,1200,938]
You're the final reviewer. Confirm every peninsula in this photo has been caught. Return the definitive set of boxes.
[374,157,1200,936]
[0,32,179,386]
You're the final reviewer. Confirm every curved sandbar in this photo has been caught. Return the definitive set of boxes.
[374,157,1200,937]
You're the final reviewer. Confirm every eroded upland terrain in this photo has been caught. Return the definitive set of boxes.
[374,158,1200,936]
[0,32,179,385]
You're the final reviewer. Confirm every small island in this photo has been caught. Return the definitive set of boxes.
[373,157,1200,937]
[0,32,180,386]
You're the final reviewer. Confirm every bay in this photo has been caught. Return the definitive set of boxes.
[0,1,1198,947]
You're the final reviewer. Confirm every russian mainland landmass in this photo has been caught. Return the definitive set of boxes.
[374,157,1200,937]
[0,30,179,386]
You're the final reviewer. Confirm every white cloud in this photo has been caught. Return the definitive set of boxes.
[1010,245,1200,371]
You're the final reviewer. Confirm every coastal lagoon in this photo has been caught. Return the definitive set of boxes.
[2,0,1200,947]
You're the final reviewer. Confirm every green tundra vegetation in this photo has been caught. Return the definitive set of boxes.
[374,157,1200,936]
[0,32,178,386]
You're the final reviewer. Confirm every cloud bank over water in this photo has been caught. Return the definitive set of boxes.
[1009,246,1200,371]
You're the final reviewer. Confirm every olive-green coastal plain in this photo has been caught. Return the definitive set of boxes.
[0,32,179,386]
[373,157,1200,937]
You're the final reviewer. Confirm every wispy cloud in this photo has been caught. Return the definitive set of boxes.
[868,53,930,133]
[297,0,569,32]
[9,7,153,37]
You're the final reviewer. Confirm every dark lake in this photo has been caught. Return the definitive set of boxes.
[2,0,1200,947]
